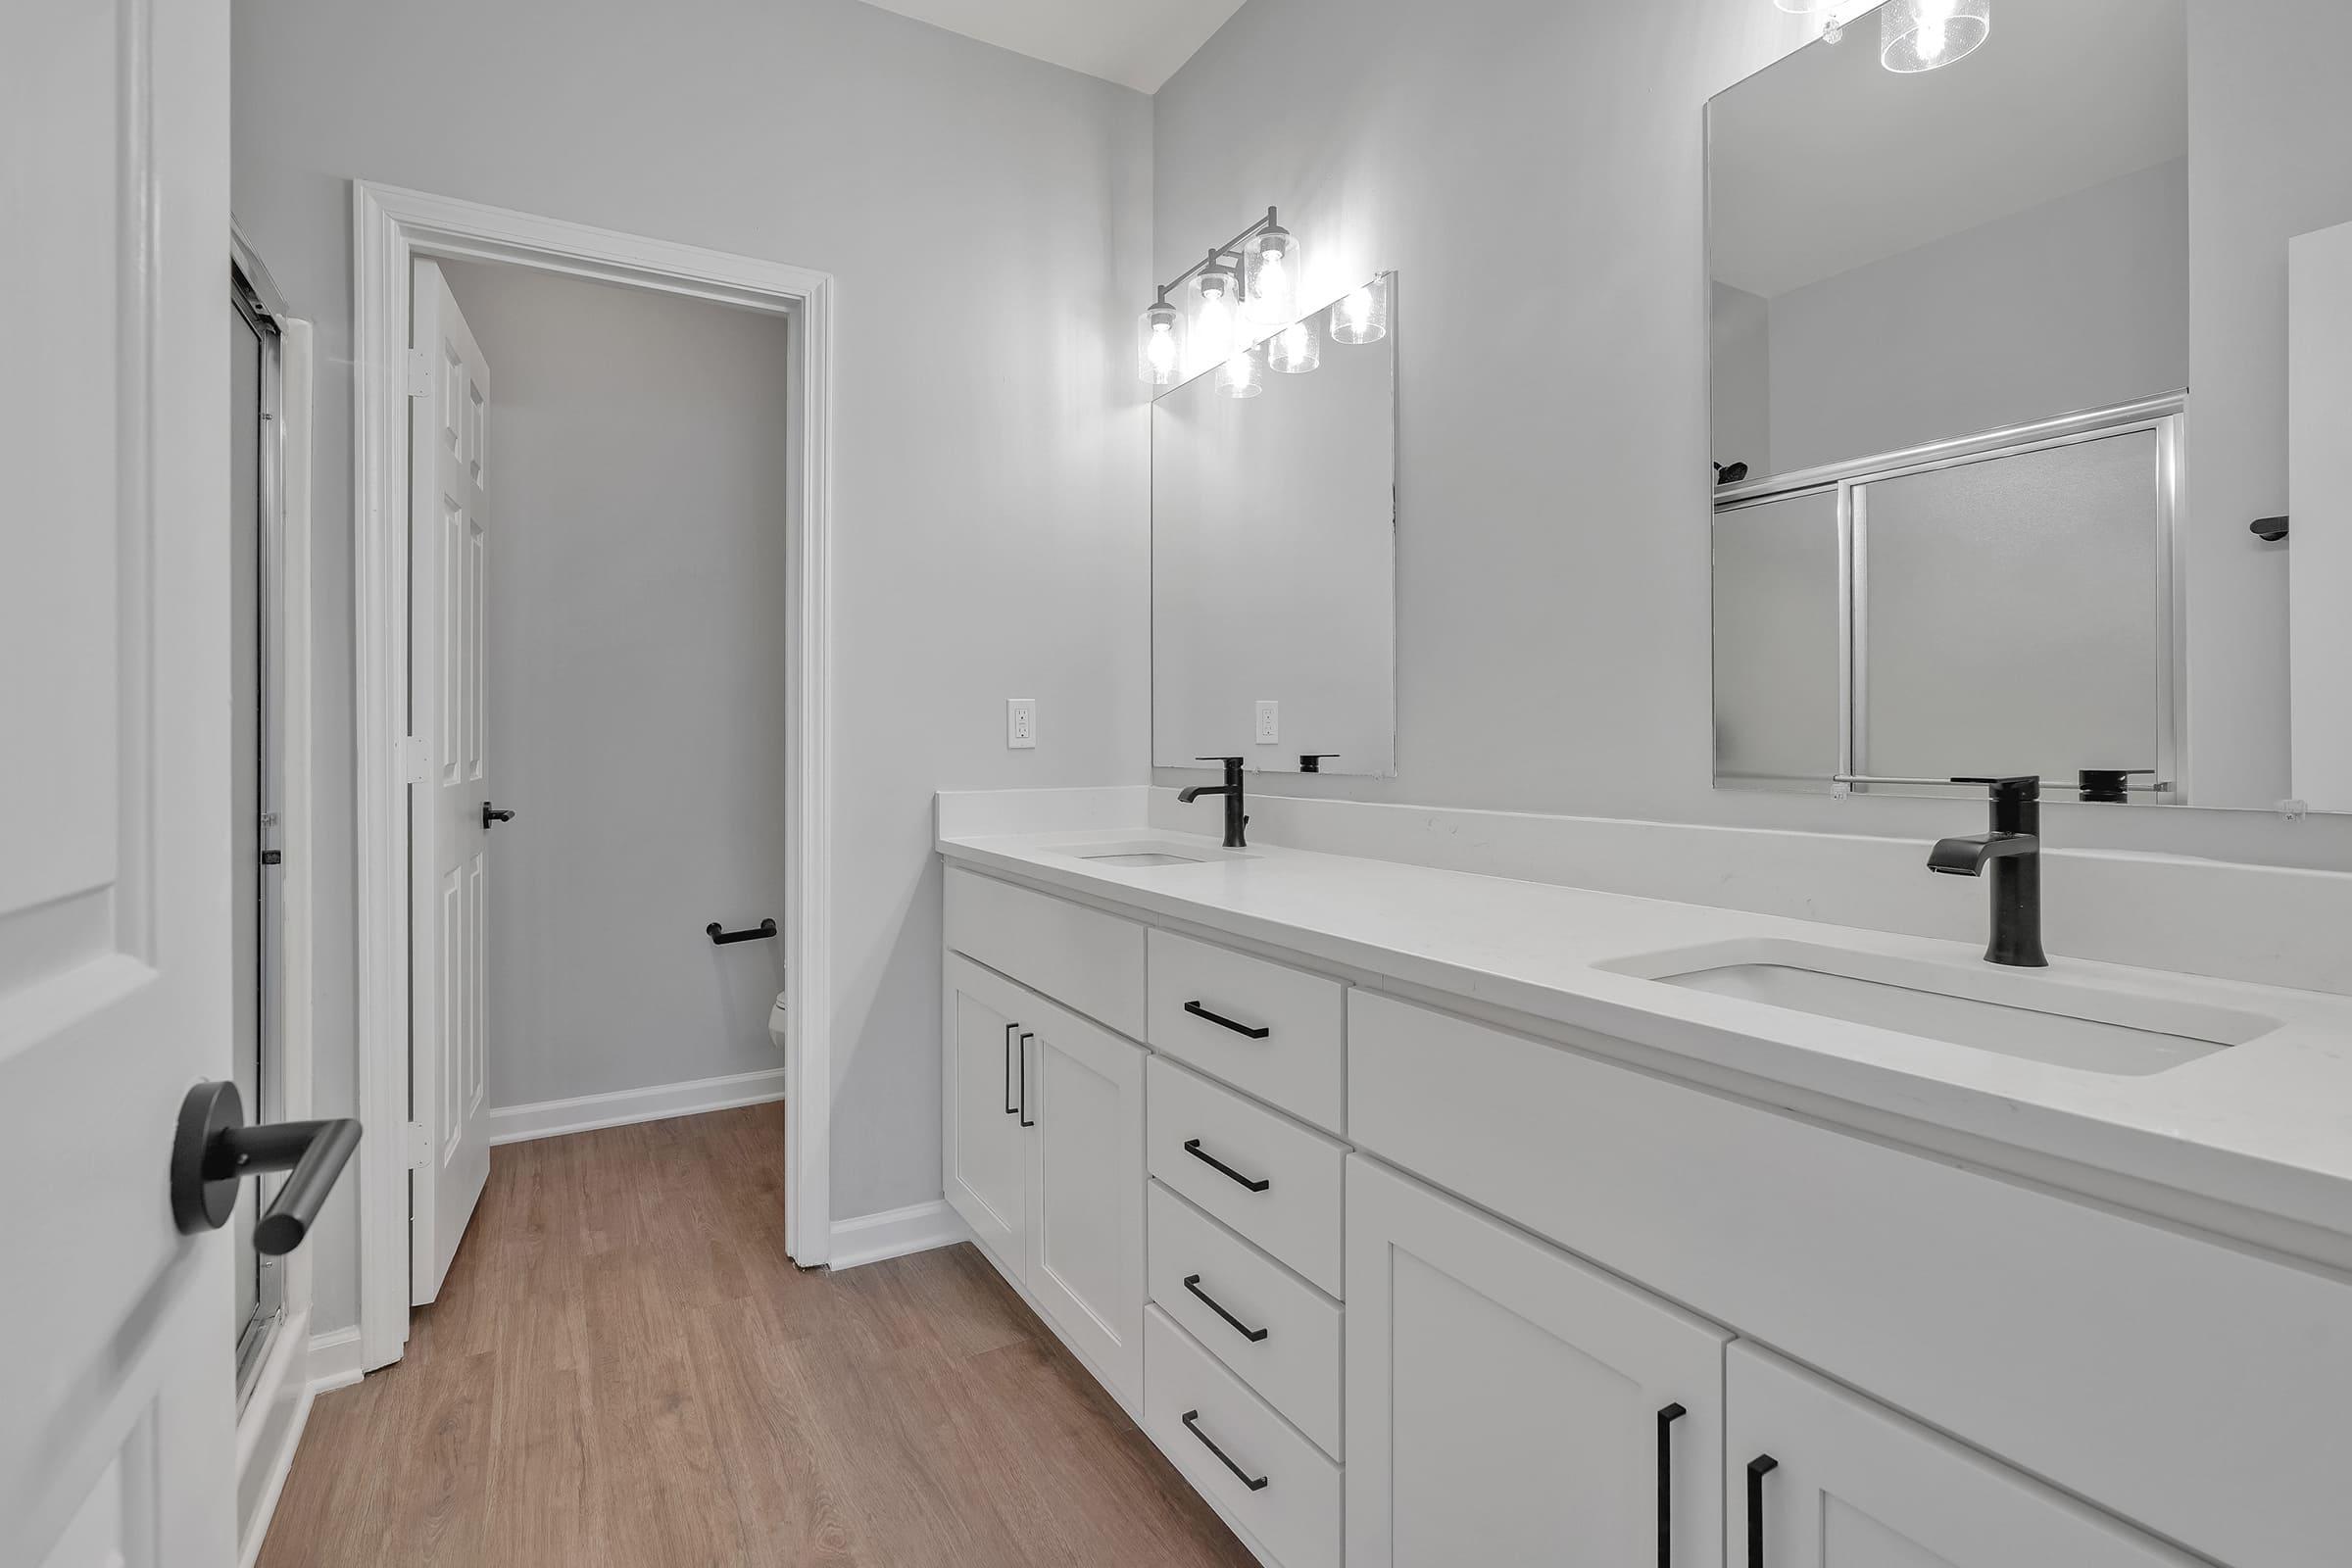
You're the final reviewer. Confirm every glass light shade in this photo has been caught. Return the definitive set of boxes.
[1881,0,1989,72]
[1773,0,1833,11]
[1329,274,1390,345]
[1243,226,1302,328]
[1267,315,1320,374]
[1216,346,1265,399]
[1190,263,1244,361]
[1137,301,1185,387]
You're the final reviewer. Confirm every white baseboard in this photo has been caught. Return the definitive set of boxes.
[827,1199,969,1271]
[307,1324,367,1395]
[484,1067,787,1147]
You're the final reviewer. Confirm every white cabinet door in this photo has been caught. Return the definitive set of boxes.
[942,956,1027,1276]
[1348,1155,1729,1568]
[1026,1009,1147,1404]
[1728,1343,2200,1568]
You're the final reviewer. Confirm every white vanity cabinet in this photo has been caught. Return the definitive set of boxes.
[1346,1154,1728,1568]
[1727,1344,2201,1568]
[940,855,2351,1568]
[941,949,1147,1403]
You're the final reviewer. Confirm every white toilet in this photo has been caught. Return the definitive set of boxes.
[767,987,790,1054]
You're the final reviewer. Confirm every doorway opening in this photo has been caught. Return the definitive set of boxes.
[349,186,836,1371]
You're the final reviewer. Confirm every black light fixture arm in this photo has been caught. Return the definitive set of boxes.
[1151,206,1281,308]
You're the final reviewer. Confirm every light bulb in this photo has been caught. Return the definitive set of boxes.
[1150,324,1177,374]
[1268,317,1320,374]
[1881,0,1986,73]
[1190,264,1243,364]
[1244,225,1301,327]
[1217,349,1264,399]
[1329,274,1389,345]
[1137,301,1186,386]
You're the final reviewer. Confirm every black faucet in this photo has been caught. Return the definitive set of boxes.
[1928,776,2047,967]
[1178,757,1249,849]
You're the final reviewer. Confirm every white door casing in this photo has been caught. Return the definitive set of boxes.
[0,2,238,1565]
[408,261,493,1304]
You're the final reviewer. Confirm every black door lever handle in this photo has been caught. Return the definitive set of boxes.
[482,803,516,829]
[171,1081,362,1255]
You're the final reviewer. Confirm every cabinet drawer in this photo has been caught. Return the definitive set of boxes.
[1348,989,2352,1568]
[944,867,1145,1038]
[1149,1056,1347,1297]
[1147,930,1346,1133]
[1146,1306,1342,1568]
[1149,1180,1344,1458]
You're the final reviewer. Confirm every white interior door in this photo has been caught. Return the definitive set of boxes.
[409,260,494,1304]
[0,3,238,1564]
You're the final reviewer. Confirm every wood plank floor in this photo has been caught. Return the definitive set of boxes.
[260,1103,1256,1567]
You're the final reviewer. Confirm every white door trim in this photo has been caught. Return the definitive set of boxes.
[350,181,836,1370]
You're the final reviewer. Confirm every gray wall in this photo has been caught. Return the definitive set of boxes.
[233,0,1152,1336]
[437,261,793,1113]
[1764,158,2189,477]
[1152,0,2352,871]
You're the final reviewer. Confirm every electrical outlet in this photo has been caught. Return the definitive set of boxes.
[1254,700,1280,745]
[1006,698,1038,750]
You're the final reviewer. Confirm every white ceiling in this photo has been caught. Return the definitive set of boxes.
[858,0,1249,92]
[1710,0,2188,299]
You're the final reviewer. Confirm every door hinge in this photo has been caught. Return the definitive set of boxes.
[406,347,434,399]
[407,1122,431,1169]
[399,735,430,784]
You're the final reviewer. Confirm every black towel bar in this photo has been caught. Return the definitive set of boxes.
[708,918,778,946]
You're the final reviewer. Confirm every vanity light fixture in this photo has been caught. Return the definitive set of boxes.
[1330,274,1389,345]
[1217,346,1266,399]
[1138,298,1187,388]
[1267,314,1321,374]
[1881,0,1988,73]
[1138,207,1299,385]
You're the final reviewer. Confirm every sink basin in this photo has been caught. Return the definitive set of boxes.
[1036,836,1253,868]
[1605,940,2278,1077]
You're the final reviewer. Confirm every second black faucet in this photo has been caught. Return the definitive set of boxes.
[1178,757,1250,849]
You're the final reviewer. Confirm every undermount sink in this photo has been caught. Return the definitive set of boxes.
[1038,836,1254,868]
[1605,940,2278,1077]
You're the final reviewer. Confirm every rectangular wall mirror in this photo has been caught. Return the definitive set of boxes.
[1707,0,2352,811]
[1152,273,1396,776]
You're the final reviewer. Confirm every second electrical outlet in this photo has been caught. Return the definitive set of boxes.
[1007,698,1038,749]
[1254,700,1279,745]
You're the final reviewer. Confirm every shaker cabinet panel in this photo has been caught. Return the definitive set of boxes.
[1026,1009,1148,1404]
[1347,1154,1729,1568]
[1727,1343,2201,1568]
[943,956,1027,1277]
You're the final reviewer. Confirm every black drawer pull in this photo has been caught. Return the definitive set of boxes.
[1003,1023,1019,1116]
[1656,1402,1686,1568]
[1181,1409,1268,1492]
[1183,1274,1270,1343]
[1017,1033,1035,1127]
[1747,1454,1778,1568]
[1184,1001,1271,1039]
[1184,1137,1271,1193]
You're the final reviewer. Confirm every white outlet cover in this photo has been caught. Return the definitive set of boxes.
[1254,700,1279,745]
[1007,698,1038,749]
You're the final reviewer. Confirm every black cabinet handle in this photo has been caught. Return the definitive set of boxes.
[171,1081,362,1255]
[1183,1273,1270,1343]
[1017,1033,1034,1127]
[1184,1001,1270,1040]
[1656,1403,1687,1567]
[1746,1454,1779,1568]
[707,918,778,945]
[481,802,515,830]
[1003,1023,1019,1115]
[1181,1410,1268,1492]
[1184,1137,1270,1193]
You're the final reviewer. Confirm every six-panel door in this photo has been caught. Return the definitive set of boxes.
[1025,1011,1148,1403]
[1347,1154,1729,1567]
[943,956,1027,1276]
[1727,1343,2199,1568]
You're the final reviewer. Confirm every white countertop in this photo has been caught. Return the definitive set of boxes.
[938,822,2352,1260]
